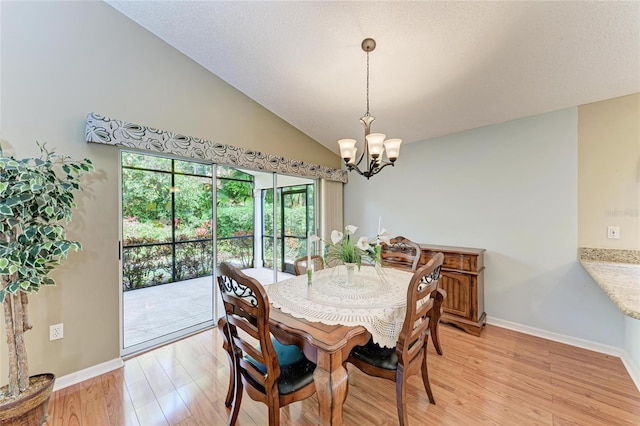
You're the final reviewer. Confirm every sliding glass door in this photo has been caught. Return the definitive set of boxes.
[120,151,318,355]
[121,152,215,354]
[216,166,254,269]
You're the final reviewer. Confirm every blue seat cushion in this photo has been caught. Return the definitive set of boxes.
[244,337,316,395]
[350,338,398,371]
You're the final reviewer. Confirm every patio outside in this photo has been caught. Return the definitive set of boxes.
[123,268,293,347]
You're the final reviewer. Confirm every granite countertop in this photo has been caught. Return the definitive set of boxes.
[579,248,640,320]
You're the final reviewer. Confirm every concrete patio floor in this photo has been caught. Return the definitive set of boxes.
[123,267,294,348]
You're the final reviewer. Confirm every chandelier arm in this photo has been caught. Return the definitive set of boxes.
[346,163,367,177]
[367,158,385,175]
[347,160,395,180]
[363,160,395,179]
[353,143,367,168]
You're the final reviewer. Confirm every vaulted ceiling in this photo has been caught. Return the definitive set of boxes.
[107,1,640,154]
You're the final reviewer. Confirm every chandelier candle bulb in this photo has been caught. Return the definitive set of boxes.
[348,147,357,165]
[338,139,357,162]
[365,133,386,158]
[383,139,402,161]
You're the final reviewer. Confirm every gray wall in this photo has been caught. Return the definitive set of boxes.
[345,108,625,347]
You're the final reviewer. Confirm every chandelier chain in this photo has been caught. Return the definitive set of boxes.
[366,50,370,116]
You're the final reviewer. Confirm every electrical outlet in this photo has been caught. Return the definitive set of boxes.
[49,323,63,341]
[607,226,620,239]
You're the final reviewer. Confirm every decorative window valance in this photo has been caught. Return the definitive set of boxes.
[85,112,347,183]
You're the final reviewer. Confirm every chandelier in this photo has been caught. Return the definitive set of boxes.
[338,38,402,179]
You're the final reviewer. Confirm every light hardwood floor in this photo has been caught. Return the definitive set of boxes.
[46,324,640,425]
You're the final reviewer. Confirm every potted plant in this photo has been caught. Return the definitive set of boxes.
[0,142,93,425]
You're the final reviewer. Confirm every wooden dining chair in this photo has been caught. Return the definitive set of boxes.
[380,236,421,271]
[217,262,317,426]
[293,254,324,276]
[346,253,444,426]
[382,236,447,356]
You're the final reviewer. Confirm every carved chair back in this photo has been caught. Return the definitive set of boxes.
[396,252,444,368]
[380,236,421,271]
[217,262,280,397]
[293,255,325,276]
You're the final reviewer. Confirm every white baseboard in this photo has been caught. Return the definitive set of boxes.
[487,316,640,391]
[620,350,640,391]
[486,316,624,356]
[53,358,124,391]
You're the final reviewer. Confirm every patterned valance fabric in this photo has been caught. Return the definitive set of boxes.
[85,112,347,183]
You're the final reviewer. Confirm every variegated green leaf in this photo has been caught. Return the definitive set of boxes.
[8,281,20,293]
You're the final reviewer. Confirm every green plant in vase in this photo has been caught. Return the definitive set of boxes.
[0,142,93,424]
[314,224,390,269]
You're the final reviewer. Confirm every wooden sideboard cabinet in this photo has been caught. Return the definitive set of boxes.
[418,244,486,336]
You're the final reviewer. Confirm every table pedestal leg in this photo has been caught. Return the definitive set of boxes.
[313,362,348,425]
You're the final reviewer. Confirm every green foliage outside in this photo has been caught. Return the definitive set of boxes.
[217,204,253,238]
[120,153,314,288]
[122,236,172,290]
[262,201,310,266]
[217,177,252,206]
[121,170,214,231]
[175,240,214,281]
[121,154,257,290]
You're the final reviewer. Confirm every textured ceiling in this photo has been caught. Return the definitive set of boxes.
[107,1,640,155]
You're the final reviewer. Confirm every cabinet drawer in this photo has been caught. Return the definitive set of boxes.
[442,254,475,272]
[420,251,478,272]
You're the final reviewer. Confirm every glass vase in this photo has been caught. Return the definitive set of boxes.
[344,262,356,286]
[307,264,314,285]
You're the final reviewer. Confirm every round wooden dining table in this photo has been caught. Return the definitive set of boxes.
[268,265,415,348]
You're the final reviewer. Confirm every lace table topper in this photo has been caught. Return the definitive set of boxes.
[267,265,415,348]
